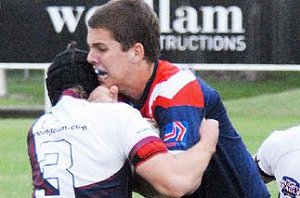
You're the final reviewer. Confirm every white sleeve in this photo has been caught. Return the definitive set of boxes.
[256,131,280,177]
[116,104,160,158]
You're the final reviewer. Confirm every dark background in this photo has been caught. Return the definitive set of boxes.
[0,0,299,64]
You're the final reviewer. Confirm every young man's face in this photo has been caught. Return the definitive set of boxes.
[87,27,135,92]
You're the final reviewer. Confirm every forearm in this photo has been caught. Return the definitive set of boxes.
[164,142,215,195]
[132,174,166,198]
[135,119,218,197]
[136,141,215,197]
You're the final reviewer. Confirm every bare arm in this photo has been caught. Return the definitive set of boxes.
[135,119,219,198]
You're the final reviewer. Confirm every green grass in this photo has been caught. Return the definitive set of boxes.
[2,89,300,197]
[225,89,300,153]
[0,119,33,198]
[224,89,300,197]
[200,71,300,100]
[0,70,44,107]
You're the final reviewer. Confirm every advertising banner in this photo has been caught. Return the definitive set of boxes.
[0,0,299,65]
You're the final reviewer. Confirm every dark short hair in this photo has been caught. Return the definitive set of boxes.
[46,42,99,106]
[88,0,160,63]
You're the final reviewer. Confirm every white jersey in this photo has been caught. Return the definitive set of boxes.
[256,125,300,198]
[28,95,166,198]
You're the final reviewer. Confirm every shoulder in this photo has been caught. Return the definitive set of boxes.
[156,62,221,97]
[265,125,300,145]
[259,130,285,154]
[29,113,61,140]
[259,125,300,159]
[89,102,142,119]
[156,60,196,84]
[154,61,203,99]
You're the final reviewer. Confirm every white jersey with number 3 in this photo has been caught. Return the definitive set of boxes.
[256,125,300,198]
[28,95,164,198]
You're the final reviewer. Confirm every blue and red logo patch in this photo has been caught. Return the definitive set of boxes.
[163,121,188,148]
[280,176,300,198]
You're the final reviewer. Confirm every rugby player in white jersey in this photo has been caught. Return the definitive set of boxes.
[254,125,300,198]
[27,43,219,198]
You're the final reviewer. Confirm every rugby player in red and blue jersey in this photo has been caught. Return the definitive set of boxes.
[87,0,270,197]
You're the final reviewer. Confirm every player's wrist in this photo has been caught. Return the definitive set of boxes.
[196,142,216,157]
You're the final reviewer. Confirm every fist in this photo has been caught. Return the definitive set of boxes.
[88,85,118,103]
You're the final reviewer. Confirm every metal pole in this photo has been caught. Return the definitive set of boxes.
[0,69,6,97]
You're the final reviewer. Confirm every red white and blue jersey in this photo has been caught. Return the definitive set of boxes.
[27,93,167,198]
[139,60,204,150]
[256,125,300,198]
[138,60,270,197]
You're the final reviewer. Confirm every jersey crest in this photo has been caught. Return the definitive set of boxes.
[163,121,188,147]
[280,176,300,198]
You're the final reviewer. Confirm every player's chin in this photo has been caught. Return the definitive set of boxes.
[99,79,116,90]
[97,74,108,84]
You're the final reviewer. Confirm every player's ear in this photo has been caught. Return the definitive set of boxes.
[130,43,144,64]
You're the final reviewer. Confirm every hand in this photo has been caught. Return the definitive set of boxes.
[88,85,118,103]
[199,119,219,154]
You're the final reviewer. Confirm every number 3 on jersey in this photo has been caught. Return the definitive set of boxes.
[35,140,75,197]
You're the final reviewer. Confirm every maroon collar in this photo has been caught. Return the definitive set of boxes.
[62,89,81,99]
